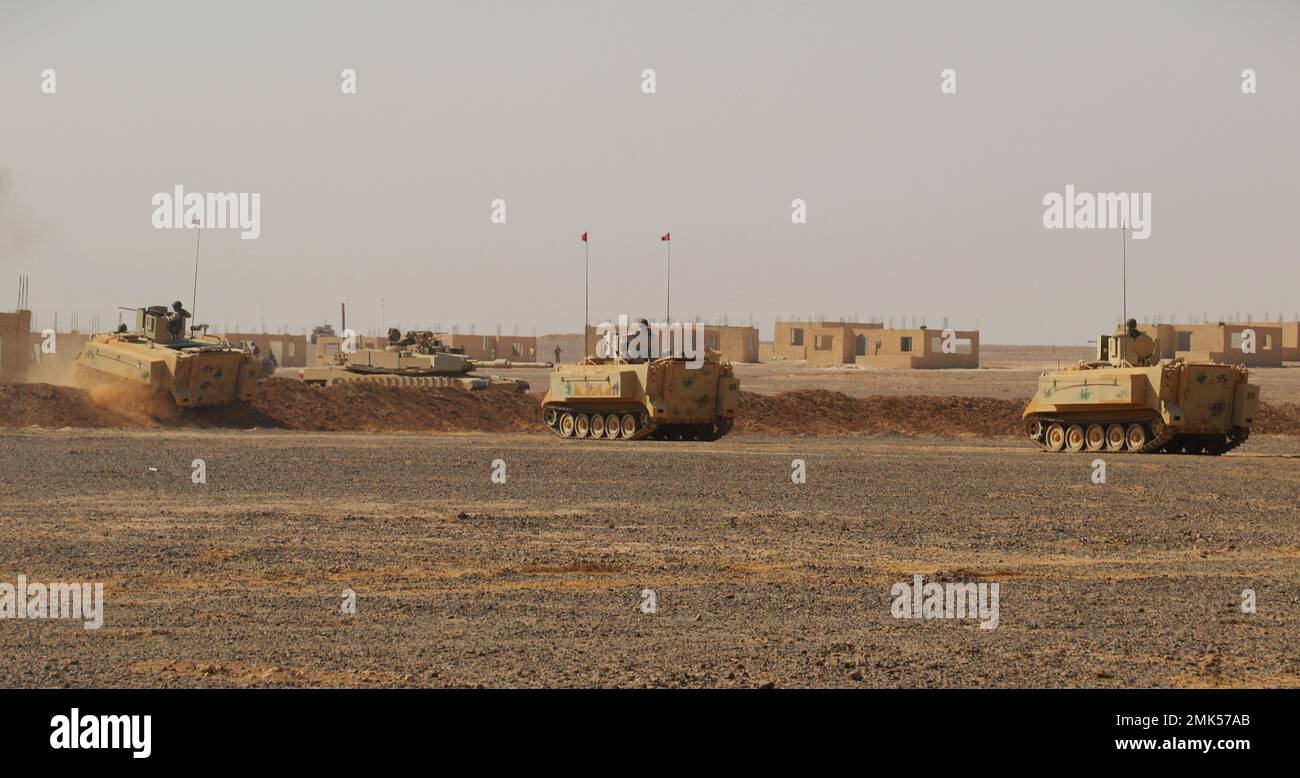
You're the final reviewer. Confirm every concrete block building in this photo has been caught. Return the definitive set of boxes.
[773,320,979,368]
[772,320,882,364]
[1237,321,1300,362]
[855,327,980,369]
[702,325,759,363]
[1144,322,1284,367]
[0,309,32,381]
[582,323,758,364]
[220,331,308,367]
[26,330,91,379]
[440,333,538,362]
[311,334,390,365]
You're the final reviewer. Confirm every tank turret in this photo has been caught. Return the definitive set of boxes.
[296,329,529,391]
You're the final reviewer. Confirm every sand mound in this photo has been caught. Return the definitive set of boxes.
[203,378,541,432]
[3,380,1299,438]
[0,379,540,432]
[737,390,1300,437]
[734,390,1025,437]
[1253,402,1300,435]
[0,382,144,428]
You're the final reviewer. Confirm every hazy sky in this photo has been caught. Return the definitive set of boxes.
[2,0,1297,344]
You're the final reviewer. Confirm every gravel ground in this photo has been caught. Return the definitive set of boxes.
[2,429,1298,688]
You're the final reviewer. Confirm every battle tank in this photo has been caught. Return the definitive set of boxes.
[75,303,258,408]
[297,328,530,391]
[540,339,739,441]
[1022,321,1259,455]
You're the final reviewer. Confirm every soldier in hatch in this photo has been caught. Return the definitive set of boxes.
[166,301,191,338]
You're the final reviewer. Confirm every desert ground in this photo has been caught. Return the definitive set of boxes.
[2,346,1299,688]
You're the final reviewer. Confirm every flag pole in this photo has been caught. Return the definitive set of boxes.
[665,235,671,323]
[584,233,589,356]
[1122,218,1127,326]
[192,220,201,331]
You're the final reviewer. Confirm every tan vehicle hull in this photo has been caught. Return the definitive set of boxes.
[76,335,258,408]
[296,334,529,392]
[1023,360,1259,454]
[296,365,523,391]
[540,357,739,441]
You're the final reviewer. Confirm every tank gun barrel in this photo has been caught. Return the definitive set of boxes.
[470,359,552,369]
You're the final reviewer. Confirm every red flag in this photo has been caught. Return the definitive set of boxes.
[580,232,587,242]
[191,217,200,226]
[660,232,670,241]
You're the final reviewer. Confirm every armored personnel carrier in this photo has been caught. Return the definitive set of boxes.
[75,302,258,408]
[540,348,739,441]
[1023,320,1259,454]
[297,329,529,391]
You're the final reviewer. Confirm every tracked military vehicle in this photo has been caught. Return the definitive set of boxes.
[75,302,258,408]
[540,337,739,441]
[297,329,529,391]
[1023,320,1259,455]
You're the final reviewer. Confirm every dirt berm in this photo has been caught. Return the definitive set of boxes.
[2,380,1299,437]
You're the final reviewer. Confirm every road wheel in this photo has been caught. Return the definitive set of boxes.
[620,413,638,439]
[543,407,558,427]
[1065,424,1086,452]
[1045,423,1066,452]
[559,412,575,438]
[605,414,621,439]
[1125,423,1148,451]
[590,413,606,438]
[575,414,590,438]
[1085,423,1106,451]
[1025,419,1044,442]
[1105,423,1126,452]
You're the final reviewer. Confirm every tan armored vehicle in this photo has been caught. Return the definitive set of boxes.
[1023,320,1259,454]
[540,349,740,441]
[297,329,530,391]
[75,302,258,408]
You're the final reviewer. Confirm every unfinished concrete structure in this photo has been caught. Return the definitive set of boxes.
[702,325,759,363]
[311,334,390,366]
[26,329,91,382]
[773,319,979,368]
[581,323,758,364]
[220,331,308,368]
[1142,322,1285,367]
[774,320,870,362]
[537,333,583,365]
[1237,321,1300,362]
[0,309,33,382]
[440,333,538,362]
[855,327,979,369]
